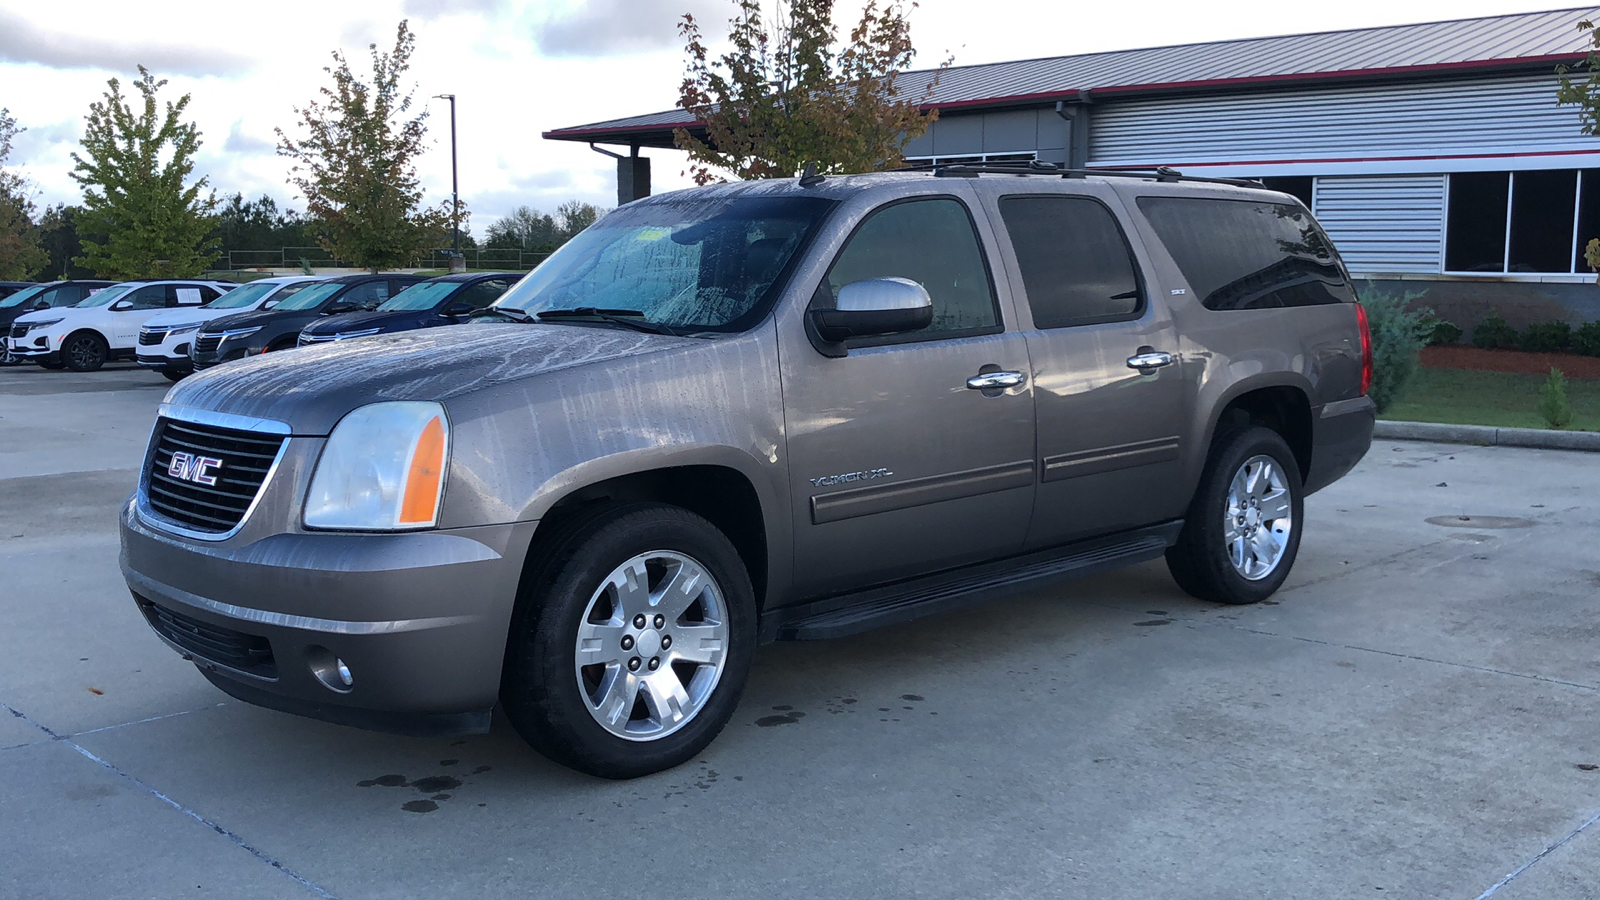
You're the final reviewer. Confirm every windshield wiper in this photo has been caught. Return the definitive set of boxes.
[469,306,536,323]
[534,308,681,336]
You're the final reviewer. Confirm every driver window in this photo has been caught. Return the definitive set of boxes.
[458,279,510,309]
[824,198,999,338]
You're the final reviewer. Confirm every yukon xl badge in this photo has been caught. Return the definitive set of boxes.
[167,451,223,487]
[809,468,892,488]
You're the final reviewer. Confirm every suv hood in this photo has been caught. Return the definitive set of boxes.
[198,308,299,333]
[145,306,258,329]
[13,306,85,324]
[302,309,426,336]
[163,323,699,435]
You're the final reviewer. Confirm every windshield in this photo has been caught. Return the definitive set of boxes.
[379,281,458,312]
[207,280,302,310]
[493,195,834,331]
[75,284,140,307]
[0,284,51,308]
[270,281,345,312]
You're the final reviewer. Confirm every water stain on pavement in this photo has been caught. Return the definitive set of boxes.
[357,771,472,813]
[1133,619,1172,627]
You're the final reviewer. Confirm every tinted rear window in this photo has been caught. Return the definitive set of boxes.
[999,196,1141,328]
[1136,197,1355,310]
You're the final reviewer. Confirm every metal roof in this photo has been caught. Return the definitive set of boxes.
[545,6,1600,147]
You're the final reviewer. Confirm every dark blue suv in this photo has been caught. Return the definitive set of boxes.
[297,273,518,347]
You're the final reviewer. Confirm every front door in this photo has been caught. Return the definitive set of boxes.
[781,194,1036,600]
[985,190,1190,549]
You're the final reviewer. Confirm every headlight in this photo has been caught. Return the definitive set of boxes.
[23,318,62,332]
[304,402,450,531]
[167,323,203,334]
[217,326,262,341]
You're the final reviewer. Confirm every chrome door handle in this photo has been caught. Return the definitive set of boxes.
[967,371,1026,390]
[1126,351,1174,370]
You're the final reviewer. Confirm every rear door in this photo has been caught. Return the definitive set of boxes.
[985,188,1191,549]
[781,193,1037,599]
[109,284,169,348]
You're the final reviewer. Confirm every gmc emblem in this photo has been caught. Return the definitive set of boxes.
[167,451,222,487]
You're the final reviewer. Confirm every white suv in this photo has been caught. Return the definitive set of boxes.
[137,275,330,381]
[8,280,235,372]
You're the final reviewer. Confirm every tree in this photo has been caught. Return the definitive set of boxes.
[0,108,48,280]
[484,201,606,251]
[277,20,455,271]
[674,0,944,184]
[555,200,602,239]
[212,193,321,261]
[69,68,218,279]
[37,204,94,279]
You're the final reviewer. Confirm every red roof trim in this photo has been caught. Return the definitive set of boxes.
[926,52,1589,111]
[1110,147,1600,168]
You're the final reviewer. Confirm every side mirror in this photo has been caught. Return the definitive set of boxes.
[325,301,356,314]
[809,277,933,352]
[111,299,134,311]
[32,300,48,310]
[445,300,474,317]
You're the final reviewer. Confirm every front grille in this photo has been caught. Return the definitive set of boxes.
[138,597,277,678]
[194,334,222,354]
[144,418,285,534]
[138,328,167,346]
[8,323,25,339]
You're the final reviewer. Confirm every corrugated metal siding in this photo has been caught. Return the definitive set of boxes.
[1089,73,1585,167]
[1313,175,1446,274]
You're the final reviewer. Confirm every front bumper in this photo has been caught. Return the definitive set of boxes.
[120,500,539,735]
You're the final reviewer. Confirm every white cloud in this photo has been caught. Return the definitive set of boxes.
[0,9,254,76]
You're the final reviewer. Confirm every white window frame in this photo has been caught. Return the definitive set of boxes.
[1442,169,1589,278]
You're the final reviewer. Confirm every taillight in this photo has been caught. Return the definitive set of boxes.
[1354,302,1373,396]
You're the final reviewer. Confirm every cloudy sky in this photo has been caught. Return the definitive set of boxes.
[0,0,1586,231]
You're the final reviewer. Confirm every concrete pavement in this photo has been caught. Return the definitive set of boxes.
[2,364,1597,899]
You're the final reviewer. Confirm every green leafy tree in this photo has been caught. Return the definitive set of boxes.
[37,204,93,279]
[675,0,945,184]
[1538,368,1574,429]
[0,108,48,280]
[485,201,606,251]
[277,20,454,271]
[69,68,218,279]
[1358,280,1435,413]
[554,200,603,240]
[211,193,321,261]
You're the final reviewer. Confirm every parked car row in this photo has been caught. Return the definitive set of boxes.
[5,272,520,377]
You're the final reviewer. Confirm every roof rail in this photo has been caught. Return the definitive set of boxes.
[900,159,1261,188]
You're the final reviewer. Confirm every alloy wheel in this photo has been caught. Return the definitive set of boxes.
[1223,454,1294,581]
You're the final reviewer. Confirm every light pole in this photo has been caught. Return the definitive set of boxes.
[433,93,460,261]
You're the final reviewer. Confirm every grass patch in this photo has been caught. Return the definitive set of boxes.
[1381,367,1600,432]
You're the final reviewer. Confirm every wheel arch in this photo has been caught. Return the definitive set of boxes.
[1193,378,1315,489]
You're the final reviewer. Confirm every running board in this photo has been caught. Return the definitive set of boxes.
[768,521,1182,642]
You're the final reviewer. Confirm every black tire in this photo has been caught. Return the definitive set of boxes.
[1166,425,1304,605]
[61,331,108,372]
[501,503,756,779]
[161,369,185,382]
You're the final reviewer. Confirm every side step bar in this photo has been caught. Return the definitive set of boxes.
[766,521,1182,642]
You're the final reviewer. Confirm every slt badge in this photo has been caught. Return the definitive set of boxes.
[168,451,223,487]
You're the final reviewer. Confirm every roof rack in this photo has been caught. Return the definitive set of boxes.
[898,159,1261,188]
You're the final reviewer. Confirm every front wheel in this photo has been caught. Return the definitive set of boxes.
[161,369,186,382]
[501,503,756,779]
[1166,426,1304,605]
[62,331,108,372]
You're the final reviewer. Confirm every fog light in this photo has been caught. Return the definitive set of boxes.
[307,645,354,693]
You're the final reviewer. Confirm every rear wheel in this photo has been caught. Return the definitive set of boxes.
[501,503,756,779]
[37,359,65,370]
[1166,426,1303,605]
[62,332,108,372]
[161,369,185,382]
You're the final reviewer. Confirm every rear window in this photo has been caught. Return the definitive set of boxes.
[1136,197,1355,310]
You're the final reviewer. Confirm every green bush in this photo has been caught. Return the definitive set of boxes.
[1358,280,1434,414]
[1573,321,1600,357]
[1427,320,1463,345]
[1518,320,1572,353]
[1472,313,1519,350]
[1538,368,1574,429]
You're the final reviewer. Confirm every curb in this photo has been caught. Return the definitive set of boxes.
[1374,420,1600,452]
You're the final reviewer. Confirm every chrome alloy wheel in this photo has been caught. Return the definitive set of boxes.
[574,551,729,741]
[1224,454,1294,581]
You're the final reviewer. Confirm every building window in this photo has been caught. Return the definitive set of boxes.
[1259,176,1314,209]
[1445,170,1589,275]
[902,151,1037,167]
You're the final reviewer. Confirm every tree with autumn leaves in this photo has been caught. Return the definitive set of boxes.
[675,0,944,184]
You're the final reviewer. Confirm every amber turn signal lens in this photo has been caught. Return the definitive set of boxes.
[398,415,446,525]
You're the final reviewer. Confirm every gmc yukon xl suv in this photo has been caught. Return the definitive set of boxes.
[120,168,1374,778]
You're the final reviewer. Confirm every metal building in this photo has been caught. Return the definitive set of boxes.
[545,7,1600,324]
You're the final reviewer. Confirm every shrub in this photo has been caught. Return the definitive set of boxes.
[1538,368,1574,429]
[1518,320,1572,353]
[1427,320,1463,345]
[1573,321,1600,357]
[1358,280,1434,414]
[1472,313,1519,350]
